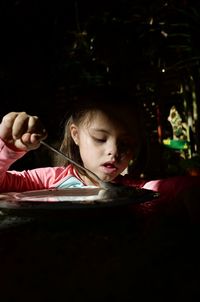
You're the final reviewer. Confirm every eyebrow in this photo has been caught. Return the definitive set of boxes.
[90,128,131,138]
[90,128,110,134]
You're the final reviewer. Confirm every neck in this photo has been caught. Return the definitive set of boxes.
[74,167,99,187]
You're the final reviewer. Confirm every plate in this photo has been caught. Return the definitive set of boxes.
[0,187,159,217]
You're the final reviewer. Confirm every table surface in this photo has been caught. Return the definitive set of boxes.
[0,199,200,302]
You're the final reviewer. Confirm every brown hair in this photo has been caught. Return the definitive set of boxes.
[56,86,143,167]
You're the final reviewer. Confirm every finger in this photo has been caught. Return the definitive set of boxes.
[28,116,47,139]
[36,129,48,140]
[21,132,48,145]
[0,112,20,140]
[20,133,43,150]
[1,112,19,129]
[12,112,30,139]
[30,133,46,145]
[27,116,39,132]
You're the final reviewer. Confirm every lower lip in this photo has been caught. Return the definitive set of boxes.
[100,165,118,175]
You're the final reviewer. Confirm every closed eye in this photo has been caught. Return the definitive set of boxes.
[92,136,107,143]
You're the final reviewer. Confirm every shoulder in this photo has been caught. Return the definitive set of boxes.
[143,175,200,196]
[116,173,200,192]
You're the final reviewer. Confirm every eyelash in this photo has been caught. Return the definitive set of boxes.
[93,137,106,143]
[92,137,132,150]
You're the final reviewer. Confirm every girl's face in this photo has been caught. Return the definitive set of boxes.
[70,110,135,184]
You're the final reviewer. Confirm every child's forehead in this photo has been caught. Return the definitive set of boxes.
[83,108,121,123]
[83,108,136,134]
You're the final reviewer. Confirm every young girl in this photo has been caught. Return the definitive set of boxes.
[0,88,140,191]
[0,88,200,222]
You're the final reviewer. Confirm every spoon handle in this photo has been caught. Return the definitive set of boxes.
[40,141,106,188]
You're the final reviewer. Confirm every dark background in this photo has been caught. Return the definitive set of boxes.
[1,0,200,175]
[1,3,200,301]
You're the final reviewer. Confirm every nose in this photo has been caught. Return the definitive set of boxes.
[107,141,118,158]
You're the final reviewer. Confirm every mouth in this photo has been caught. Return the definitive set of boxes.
[100,162,118,175]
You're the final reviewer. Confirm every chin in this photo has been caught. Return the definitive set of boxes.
[101,174,116,182]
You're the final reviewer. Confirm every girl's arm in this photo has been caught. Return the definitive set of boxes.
[0,112,48,192]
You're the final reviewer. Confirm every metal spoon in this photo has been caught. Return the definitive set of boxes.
[40,141,159,200]
[41,141,110,189]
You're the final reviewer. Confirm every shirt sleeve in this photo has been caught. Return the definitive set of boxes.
[0,138,51,192]
[0,138,26,173]
[0,138,74,193]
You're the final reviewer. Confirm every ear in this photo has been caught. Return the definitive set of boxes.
[70,123,79,145]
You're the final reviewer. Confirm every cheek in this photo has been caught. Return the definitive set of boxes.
[78,136,97,158]
[79,135,92,149]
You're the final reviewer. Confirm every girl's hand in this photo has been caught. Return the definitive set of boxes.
[0,112,47,151]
